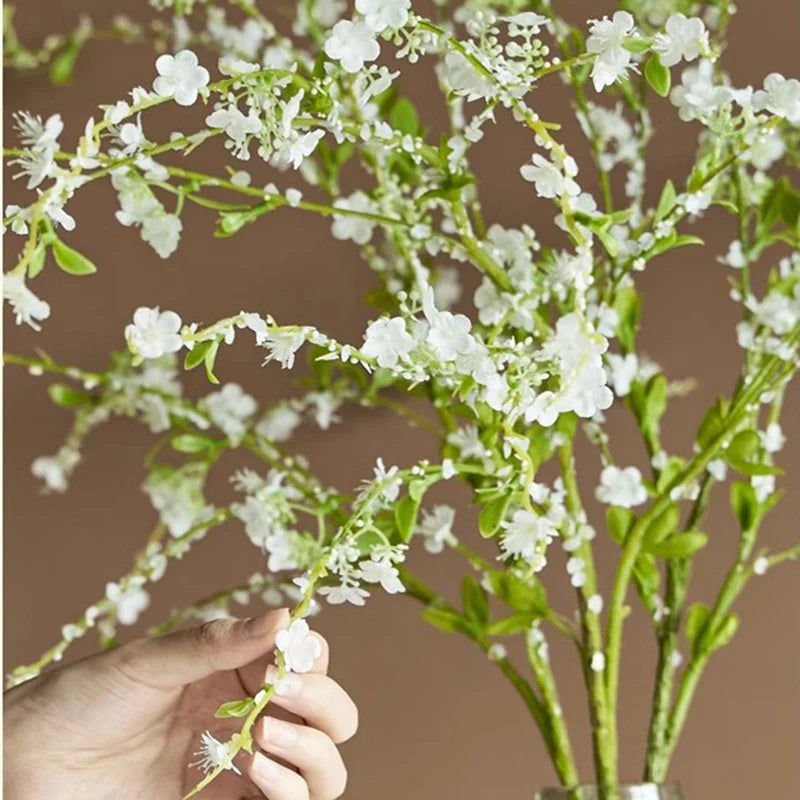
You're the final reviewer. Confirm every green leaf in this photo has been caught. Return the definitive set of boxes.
[28,243,46,278]
[696,399,726,449]
[685,602,710,651]
[478,494,509,539]
[607,506,635,546]
[726,430,760,462]
[48,383,92,408]
[672,234,705,249]
[214,698,255,719]
[708,613,739,651]
[730,481,759,531]
[408,478,429,503]
[655,180,677,223]
[724,429,783,476]
[641,374,668,443]
[390,98,420,136]
[184,340,213,371]
[624,37,652,54]
[171,434,215,454]
[487,613,537,636]
[649,531,708,559]
[395,493,420,543]
[595,226,619,258]
[49,39,82,85]
[421,607,474,636]
[642,502,680,549]
[645,54,671,97]
[215,208,263,237]
[613,287,641,353]
[655,456,686,493]
[633,553,660,600]
[461,575,489,625]
[204,340,220,385]
[52,240,97,275]
[486,571,547,615]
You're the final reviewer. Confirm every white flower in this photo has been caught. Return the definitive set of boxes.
[427,310,474,361]
[373,457,401,504]
[31,450,78,492]
[500,510,555,570]
[520,153,580,199]
[324,20,379,73]
[105,580,150,625]
[432,267,462,310]
[751,474,774,503]
[606,353,638,396]
[319,583,370,605]
[753,556,769,576]
[356,0,409,32]
[331,191,376,244]
[670,60,733,122]
[417,505,456,554]
[3,275,51,331]
[200,383,257,445]
[441,459,456,480]
[257,406,302,442]
[262,330,306,369]
[567,556,587,588]
[278,129,326,169]
[707,459,728,482]
[506,13,548,31]
[309,391,341,430]
[362,317,415,368]
[653,14,709,68]
[588,594,604,615]
[443,52,495,102]
[145,466,211,539]
[358,558,405,593]
[596,465,648,508]
[152,50,209,106]
[753,73,800,125]
[125,307,183,359]
[590,651,606,672]
[14,110,63,152]
[265,529,299,572]
[190,732,241,776]
[141,213,182,258]
[487,643,508,662]
[206,106,262,159]
[275,619,322,673]
[586,11,636,92]
[104,100,131,125]
[760,423,785,454]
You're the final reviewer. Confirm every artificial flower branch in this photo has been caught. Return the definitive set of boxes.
[5,2,800,798]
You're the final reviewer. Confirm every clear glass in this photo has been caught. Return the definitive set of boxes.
[535,785,682,800]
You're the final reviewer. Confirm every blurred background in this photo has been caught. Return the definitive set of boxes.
[4,2,799,798]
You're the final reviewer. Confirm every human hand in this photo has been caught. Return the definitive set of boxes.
[4,610,357,799]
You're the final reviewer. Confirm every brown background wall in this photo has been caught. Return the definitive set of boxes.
[4,2,799,798]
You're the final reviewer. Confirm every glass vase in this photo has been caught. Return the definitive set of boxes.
[535,785,682,800]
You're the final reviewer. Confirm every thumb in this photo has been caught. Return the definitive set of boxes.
[118,609,290,690]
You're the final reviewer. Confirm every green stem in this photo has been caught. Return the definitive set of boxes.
[604,340,798,767]
[398,566,579,786]
[558,441,616,789]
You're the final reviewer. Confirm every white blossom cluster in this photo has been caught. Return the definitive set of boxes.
[5,1,800,792]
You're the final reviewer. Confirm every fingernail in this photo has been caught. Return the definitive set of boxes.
[253,752,281,783]
[244,609,288,638]
[265,667,302,697]
[264,717,299,748]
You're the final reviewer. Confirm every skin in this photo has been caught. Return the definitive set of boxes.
[4,609,357,800]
